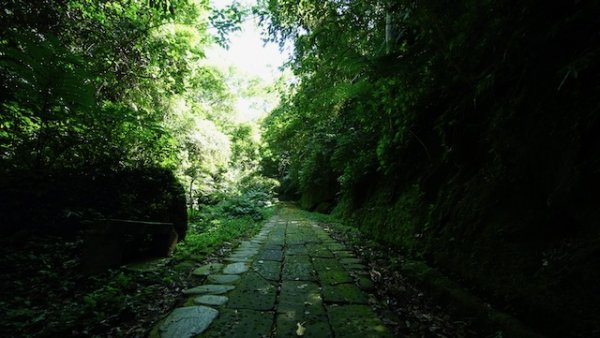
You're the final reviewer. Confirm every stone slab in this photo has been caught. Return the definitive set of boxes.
[306,248,334,258]
[194,295,228,306]
[183,284,235,295]
[277,281,323,315]
[333,251,354,259]
[340,258,362,265]
[263,243,284,251]
[224,257,251,263]
[326,243,346,251]
[259,249,284,261]
[222,262,248,274]
[227,271,276,310]
[286,255,311,265]
[253,260,282,281]
[286,244,308,256]
[158,306,218,338]
[230,250,258,258]
[327,304,390,337]
[312,258,344,271]
[192,263,224,276]
[282,262,315,281]
[318,269,354,285]
[198,309,273,338]
[322,284,368,304]
[207,274,241,284]
[345,263,367,271]
[275,312,331,338]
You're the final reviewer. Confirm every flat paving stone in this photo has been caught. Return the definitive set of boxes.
[198,309,273,338]
[253,260,281,281]
[306,244,334,258]
[286,255,311,264]
[227,271,276,310]
[231,247,258,257]
[286,244,308,256]
[194,295,228,306]
[309,250,335,258]
[264,243,284,250]
[333,251,354,258]
[312,258,344,271]
[207,274,241,284]
[237,240,256,248]
[161,209,392,338]
[327,304,391,337]
[157,306,218,338]
[236,246,260,252]
[183,284,235,295]
[318,269,354,285]
[277,281,323,314]
[192,263,224,276]
[224,257,251,263]
[282,257,315,281]
[222,262,248,274]
[275,281,330,337]
[322,283,368,304]
[275,313,331,338]
[345,263,367,270]
[312,258,353,285]
[327,243,346,251]
[259,249,284,261]
[286,239,306,246]
[340,258,362,264]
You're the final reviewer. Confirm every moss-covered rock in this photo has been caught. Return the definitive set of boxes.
[0,167,187,240]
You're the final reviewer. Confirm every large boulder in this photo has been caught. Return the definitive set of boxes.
[0,167,187,240]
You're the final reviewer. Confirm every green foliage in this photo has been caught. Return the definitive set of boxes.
[83,272,133,317]
[335,183,425,256]
[191,174,279,222]
[209,2,247,48]
[0,0,212,172]
[0,1,279,336]
[259,0,600,336]
[0,201,276,337]
[0,0,261,176]
[221,190,272,220]
[1,0,275,237]
[177,203,276,258]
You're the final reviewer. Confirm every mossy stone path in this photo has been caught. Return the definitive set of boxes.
[152,207,390,338]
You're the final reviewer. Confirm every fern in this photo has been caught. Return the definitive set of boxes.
[0,32,94,116]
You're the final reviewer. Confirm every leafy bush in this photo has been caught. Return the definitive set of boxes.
[220,192,267,220]
[188,173,279,222]
[83,272,134,318]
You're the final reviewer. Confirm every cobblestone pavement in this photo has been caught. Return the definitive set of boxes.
[152,207,390,338]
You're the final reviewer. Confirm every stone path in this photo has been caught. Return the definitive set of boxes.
[151,207,390,338]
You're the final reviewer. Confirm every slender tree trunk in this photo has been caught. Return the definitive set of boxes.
[386,12,392,54]
[188,177,195,209]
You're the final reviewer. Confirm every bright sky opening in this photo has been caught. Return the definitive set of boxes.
[206,0,291,122]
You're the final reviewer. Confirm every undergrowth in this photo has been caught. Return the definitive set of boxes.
[0,203,276,337]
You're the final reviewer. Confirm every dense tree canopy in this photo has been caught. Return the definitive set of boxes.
[0,0,271,208]
[260,0,600,202]
[2,0,600,336]
[258,0,600,336]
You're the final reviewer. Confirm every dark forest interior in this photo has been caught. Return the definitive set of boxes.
[1,0,599,337]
